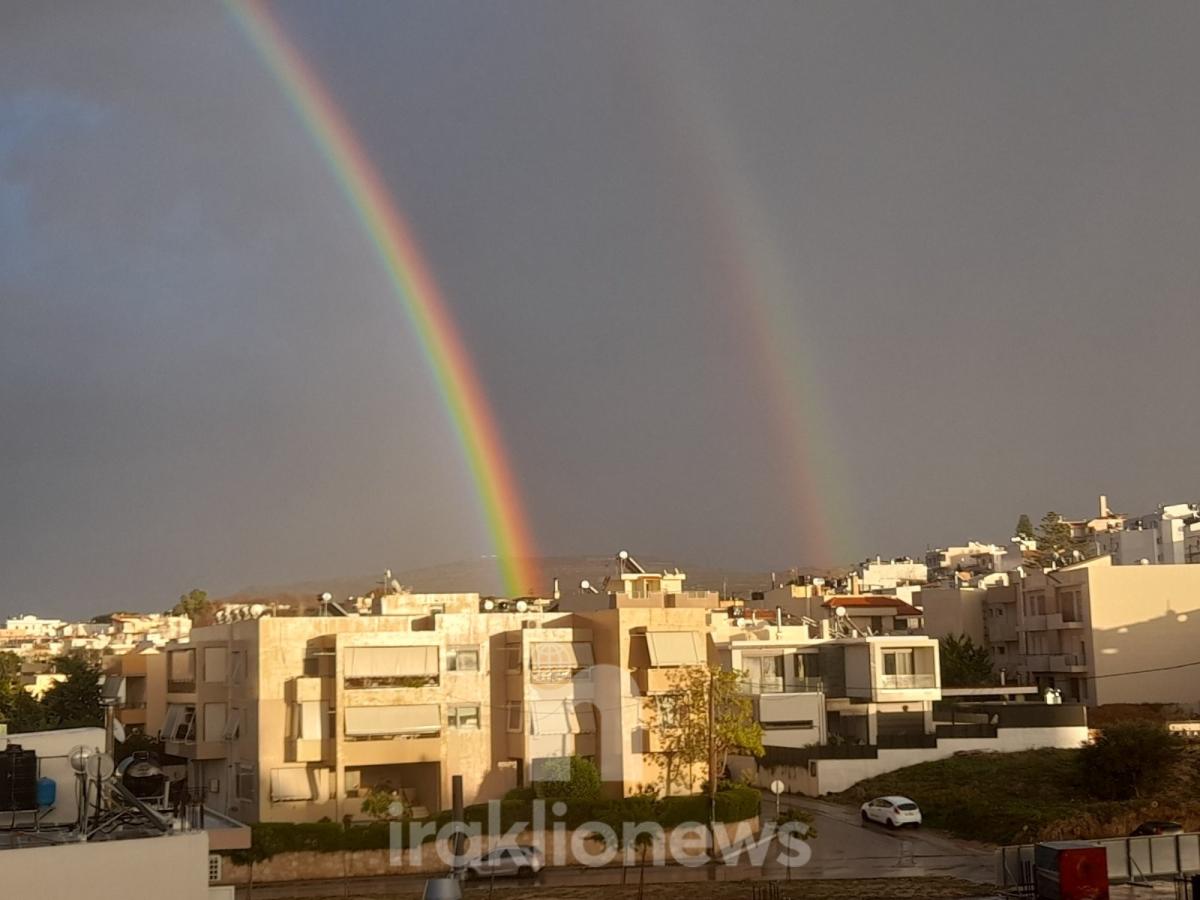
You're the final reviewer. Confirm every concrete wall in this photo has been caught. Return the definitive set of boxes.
[0,832,209,900]
[918,587,986,644]
[0,725,105,826]
[753,725,1090,796]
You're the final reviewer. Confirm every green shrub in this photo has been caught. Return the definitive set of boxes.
[1080,721,1183,801]
[533,756,603,801]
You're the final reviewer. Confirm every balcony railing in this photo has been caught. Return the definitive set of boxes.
[878,674,938,690]
[738,677,824,695]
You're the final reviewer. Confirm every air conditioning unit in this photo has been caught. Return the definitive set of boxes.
[1034,841,1108,900]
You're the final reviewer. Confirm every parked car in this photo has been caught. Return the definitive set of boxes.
[464,845,544,879]
[860,796,923,829]
[1130,821,1183,837]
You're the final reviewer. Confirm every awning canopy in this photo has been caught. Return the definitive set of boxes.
[530,700,596,735]
[645,631,705,667]
[343,704,441,737]
[270,767,315,801]
[343,646,438,678]
[531,642,594,669]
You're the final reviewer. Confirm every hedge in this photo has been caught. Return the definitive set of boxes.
[229,785,760,863]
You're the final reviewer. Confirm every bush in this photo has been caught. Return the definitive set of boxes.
[1080,721,1183,800]
[533,756,603,801]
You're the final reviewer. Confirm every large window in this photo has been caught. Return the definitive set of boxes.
[167,649,196,691]
[202,703,226,743]
[270,768,315,802]
[203,647,227,684]
[343,646,439,688]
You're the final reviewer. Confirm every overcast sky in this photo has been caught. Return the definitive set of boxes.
[3,1,1199,616]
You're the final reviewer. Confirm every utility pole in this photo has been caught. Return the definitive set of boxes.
[707,667,717,860]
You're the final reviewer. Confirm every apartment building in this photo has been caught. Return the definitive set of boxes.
[127,553,1096,823]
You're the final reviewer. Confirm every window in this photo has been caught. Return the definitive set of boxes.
[449,705,481,729]
[230,650,246,685]
[343,646,439,688]
[223,708,242,741]
[202,703,226,743]
[203,647,227,684]
[507,702,523,733]
[235,764,256,801]
[270,767,315,802]
[763,719,814,730]
[882,650,915,676]
[446,647,480,672]
[162,704,196,742]
[167,649,196,690]
[343,704,441,739]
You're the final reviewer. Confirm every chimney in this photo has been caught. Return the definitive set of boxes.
[1099,494,1109,517]
[552,578,560,602]
[849,572,861,595]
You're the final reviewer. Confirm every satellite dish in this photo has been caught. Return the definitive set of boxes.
[515,600,529,613]
[835,606,847,618]
[320,592,333,602]
[69,745,95,774]
[250,604,266,618]
[580,579,591,590]
[735,617,747,627]
[618,550,630,560]
[483,599,495,611]
[86,751,115,782]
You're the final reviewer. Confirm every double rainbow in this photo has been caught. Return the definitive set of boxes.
[227,1,541,596]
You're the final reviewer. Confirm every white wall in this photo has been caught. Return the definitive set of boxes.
[756,725,1089,797]
[0,726,105,826]
[0,832,209,900]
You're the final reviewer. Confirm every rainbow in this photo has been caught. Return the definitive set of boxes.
[623,12,854,565]
[226,1,541,596]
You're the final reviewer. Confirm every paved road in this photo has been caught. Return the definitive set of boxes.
[766,794,994,882]
[233,794,997,898]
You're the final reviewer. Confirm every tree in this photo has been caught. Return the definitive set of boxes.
[1015,514,1035,540]
[41,654,103,729]
[360,781,409,821]
[651,666,764,837]
[0,652,49,734]
[1080,721,1183,800]
[939,634,994,687]
[171,588,211,623]
[1035,512,1082,566]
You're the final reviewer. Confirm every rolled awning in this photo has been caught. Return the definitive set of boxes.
[645,631,704,667]
[343,646,438,678]
[343,704,441,737]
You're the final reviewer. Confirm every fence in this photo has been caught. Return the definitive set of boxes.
[935,723,998,739]
[997,833,1200,887]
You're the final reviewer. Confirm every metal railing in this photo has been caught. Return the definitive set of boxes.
[738,677,824,695]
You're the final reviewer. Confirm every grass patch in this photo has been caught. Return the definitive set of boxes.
[832,747,1200,844]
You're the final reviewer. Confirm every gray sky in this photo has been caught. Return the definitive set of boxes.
[3,1,1199,616]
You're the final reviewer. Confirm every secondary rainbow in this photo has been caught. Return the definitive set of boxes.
[226,0,541,596]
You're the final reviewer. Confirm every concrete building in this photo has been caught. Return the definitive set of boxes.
[1092,502,1200,566]
[855,557,927,592]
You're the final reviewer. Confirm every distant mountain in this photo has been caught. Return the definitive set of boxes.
[212,553,848,610]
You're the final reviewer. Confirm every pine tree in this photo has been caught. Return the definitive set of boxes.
[1015,514,1035,540]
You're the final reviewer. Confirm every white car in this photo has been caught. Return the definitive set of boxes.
[860,795,922,829]
[464,845,544,879]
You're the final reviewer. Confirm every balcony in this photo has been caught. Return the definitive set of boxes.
[340,735,441,767]
[1049,653,1088,672]
[1018,615,1047,631]
[165,739,227,760]
[738,677,824,695]
[878,674,937,690]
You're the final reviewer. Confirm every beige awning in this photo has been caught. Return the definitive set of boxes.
[531,642,595,669]
[645,631,704,667]
[530,700,596,735]
[270,767,315,801]
[343,646,438,678]
[343,704,441,737]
